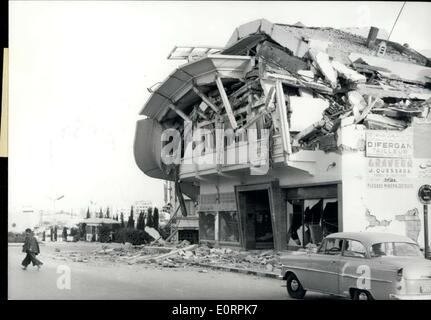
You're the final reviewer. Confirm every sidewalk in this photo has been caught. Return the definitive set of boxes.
[190,262,282,279]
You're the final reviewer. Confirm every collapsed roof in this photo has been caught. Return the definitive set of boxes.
[137,18,431,171]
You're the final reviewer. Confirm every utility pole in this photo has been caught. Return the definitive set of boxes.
[418,185,431,259]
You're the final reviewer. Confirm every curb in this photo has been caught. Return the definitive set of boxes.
[190,262,280,279]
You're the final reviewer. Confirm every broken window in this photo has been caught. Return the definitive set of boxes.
[178,230,199,244]
[219,211,239,243]
[322,198,338,236]
[304,199,324,245]
[199,212,215,240]
[286,195,339,248]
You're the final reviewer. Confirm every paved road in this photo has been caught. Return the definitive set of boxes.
[8,246,332,300]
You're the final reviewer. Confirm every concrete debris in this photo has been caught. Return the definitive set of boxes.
[145,227,161,241]
[331,60,366,83]
[50,242,282,273]
[308,49,338,89]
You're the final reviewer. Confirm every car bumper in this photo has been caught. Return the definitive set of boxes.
[389,294,431,300]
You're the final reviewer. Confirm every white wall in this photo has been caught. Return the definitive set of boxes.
[340,125,431,248]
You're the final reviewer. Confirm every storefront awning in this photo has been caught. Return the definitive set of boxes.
[140,55,254,121]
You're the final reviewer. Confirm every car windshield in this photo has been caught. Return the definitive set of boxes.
[370,242,422,257]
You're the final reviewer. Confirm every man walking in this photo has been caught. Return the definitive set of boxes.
[21,228,43,270]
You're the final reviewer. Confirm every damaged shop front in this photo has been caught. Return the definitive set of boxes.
[134,19,431,252]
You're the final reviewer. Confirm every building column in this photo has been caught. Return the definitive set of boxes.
[270,181,287,251]
[214,211,220,246]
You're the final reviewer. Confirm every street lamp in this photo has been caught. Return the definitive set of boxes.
[44,194,65,220]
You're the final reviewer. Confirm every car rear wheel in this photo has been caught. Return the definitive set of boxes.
[286,274,306,299]
[352,289,372,300]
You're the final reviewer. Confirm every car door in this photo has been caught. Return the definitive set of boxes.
[338,239,370,297]
[307,238,343,294]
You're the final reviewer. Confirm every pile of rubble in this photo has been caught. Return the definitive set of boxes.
[49,241,282,274]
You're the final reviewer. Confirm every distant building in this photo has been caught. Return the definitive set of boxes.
[133,200,153,214]
[79,217,121,242]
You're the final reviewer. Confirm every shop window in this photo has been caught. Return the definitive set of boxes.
[304,199,324,245]
[178,230,199,244]
[199,212,215,240]
[219,211,239,242]
[287,197,339,248]
[322,199,338,236]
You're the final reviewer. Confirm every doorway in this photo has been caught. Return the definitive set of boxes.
[239,189,274,249]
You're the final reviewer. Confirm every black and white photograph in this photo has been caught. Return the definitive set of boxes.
[3,0,431,306]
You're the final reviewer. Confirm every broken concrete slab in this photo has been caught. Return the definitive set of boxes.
[364,113,407,130]
[349,52,431,84]
[309,48,338,89]
[332,60,366,83]
[225,19,309,58]
[347,91,367,122]
[289,96,329,132]
[257,41,308,73]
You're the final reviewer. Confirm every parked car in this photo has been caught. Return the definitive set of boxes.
[280,232,431,300]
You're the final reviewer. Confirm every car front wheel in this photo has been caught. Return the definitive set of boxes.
[286,274,306,299]
[352,289,372,300]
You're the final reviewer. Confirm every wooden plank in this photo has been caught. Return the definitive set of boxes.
[265,72,333,94]
[264,86,276,109]
[167,104,191,122]
[236,109,267,135]
[215,76,238,130]
[275,80,292,155]
[354,96,383,124]
[192,86,219,113]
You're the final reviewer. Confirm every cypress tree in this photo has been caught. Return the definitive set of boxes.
[147,207,153,228]
[120,212,125,228]
[153,207,159,230]
[127,206,135,229]
[137,211,146,231]
[86,207,91,219]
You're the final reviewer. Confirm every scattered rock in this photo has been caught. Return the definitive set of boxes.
[265,264,274,272]
[184,251,194,259]
[177,240,191,248]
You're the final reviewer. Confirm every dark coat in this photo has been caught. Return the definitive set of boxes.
[22,235,40,254]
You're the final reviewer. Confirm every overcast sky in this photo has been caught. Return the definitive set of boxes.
[9,1,431,217]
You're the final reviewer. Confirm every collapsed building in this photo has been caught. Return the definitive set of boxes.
[134,19,431,251]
